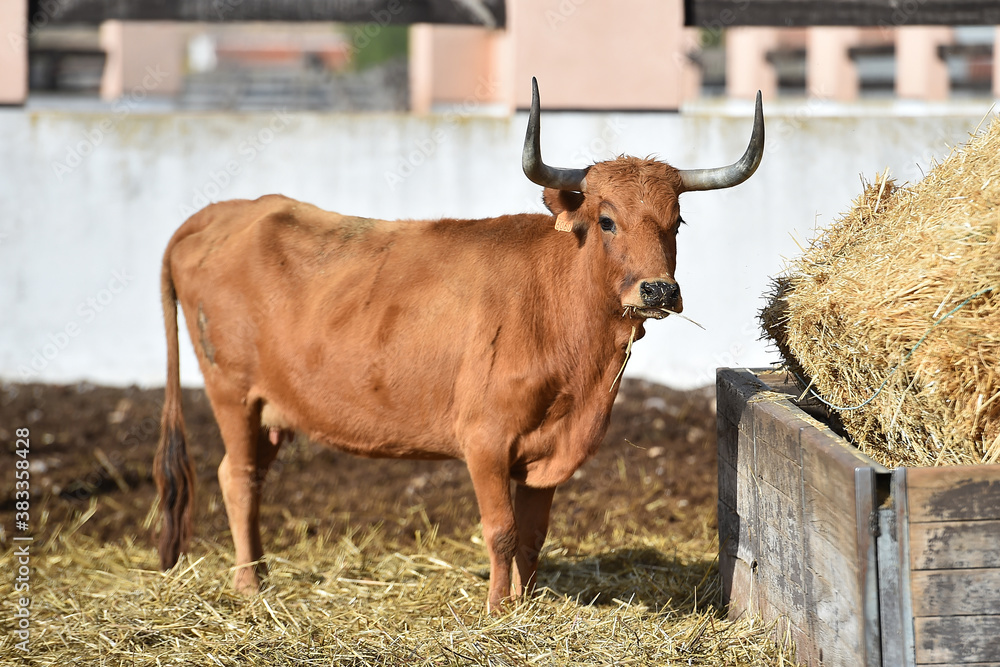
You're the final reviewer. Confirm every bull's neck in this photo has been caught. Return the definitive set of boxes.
[539,221,642,367]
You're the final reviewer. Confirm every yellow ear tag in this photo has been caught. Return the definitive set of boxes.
[554,211,573,232]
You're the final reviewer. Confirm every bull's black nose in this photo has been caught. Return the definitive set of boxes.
[639,280,681,307]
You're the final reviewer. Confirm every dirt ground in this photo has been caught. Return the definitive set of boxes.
[0,379,801,665]
[0,378,718,561]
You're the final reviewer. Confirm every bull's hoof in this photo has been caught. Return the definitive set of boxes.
[486,596,514,617]
[232,562,266,596]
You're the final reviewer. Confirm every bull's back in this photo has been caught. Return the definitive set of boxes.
[169,194,411,318]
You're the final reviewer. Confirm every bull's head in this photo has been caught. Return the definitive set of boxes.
[522,78,763,319]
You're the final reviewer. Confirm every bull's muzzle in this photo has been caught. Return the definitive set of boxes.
[639,280,681,310]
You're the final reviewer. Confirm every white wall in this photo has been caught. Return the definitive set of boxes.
[0,101,992,389]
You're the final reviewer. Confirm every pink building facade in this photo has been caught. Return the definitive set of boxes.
[2,0,999,106]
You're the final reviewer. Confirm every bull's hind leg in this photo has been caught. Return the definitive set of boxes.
[512,484,555,598]
[211,396,284,595]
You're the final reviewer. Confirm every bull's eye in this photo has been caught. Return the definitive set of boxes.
[599,216,616,234]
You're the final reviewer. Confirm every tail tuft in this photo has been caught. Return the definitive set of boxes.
[154,420,195,570]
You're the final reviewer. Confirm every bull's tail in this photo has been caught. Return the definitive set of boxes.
[154,246,196,571]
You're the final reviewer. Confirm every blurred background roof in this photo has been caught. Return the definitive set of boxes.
[4,0,1000,112]
[28,0,506,26]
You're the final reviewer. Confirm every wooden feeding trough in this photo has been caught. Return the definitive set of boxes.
[717,367,1000,667]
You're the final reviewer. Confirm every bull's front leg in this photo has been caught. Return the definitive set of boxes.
[465,452,518,614]
[512,483,555,598]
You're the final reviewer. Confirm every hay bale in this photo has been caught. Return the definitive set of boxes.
[761,117,1000,468]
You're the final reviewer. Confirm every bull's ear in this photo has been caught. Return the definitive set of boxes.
[542,189,585,216]
[542,189,586,232]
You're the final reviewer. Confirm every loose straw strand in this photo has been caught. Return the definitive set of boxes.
[611,325,636,392]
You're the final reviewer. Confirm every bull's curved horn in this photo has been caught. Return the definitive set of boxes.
[679,91,765,192]
[522,77,589,192]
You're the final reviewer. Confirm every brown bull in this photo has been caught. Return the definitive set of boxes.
[155,79,764,612]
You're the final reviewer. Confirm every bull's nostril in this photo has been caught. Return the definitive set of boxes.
[639,281,680,306]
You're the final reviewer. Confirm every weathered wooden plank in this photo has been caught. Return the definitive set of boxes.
[755,442,802,504]
[804,555,865,667]
[915,616,1000,664]
[805,537,862,597]
[757,510,808,629]
[757,477,802,542]
[855,467,881,667]
[717,415,754,472]
[719,545,736,603]
[755,370,798,395]
[910,520,1000,570]
[725,556,755,617]
[798,419,866,593]
[752,399,804,463]
[801,425,884,507]
[685,0,1000,27]
[798,467,877,667]
[718,457,739,514]
[877,504,907,667]
[789,622,821,667]
[719,517,740,602]
[878,468,916,667]
[907,465,1000,523]
[718,459,757,572]
[893,468,917,666]
[717,411,740,468]
[768,615,808,661]
[757,478,804,548]
[717,491,752,561]
[755,601,813,663]
[803,479,858,557]
[717,368,768,433]
[756,571,808,632]
[911,568,1000,617]
[718,462,758,525]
